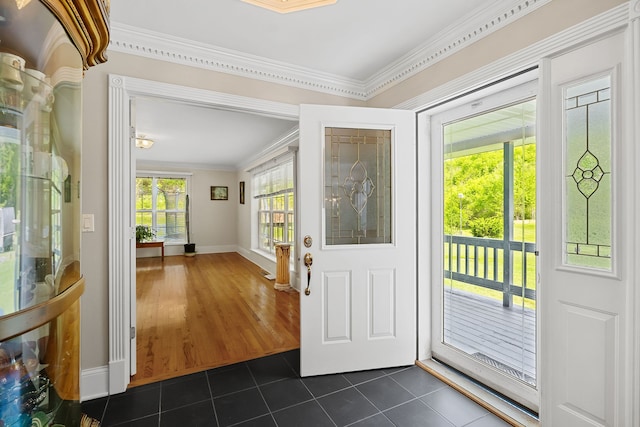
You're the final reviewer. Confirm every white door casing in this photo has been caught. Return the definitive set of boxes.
[299,104,416,376]
[107,74,299,394]
[539,30,633,426]
[129,100,137,376]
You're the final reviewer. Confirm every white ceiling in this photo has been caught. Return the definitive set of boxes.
[108,0,539,169]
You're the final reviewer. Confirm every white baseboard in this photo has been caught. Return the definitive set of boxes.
[237,247,277,275]
[136,244,239,258]
[81,366,109,401]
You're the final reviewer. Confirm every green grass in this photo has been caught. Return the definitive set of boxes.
[444,220,537,310]
[0,251,16,315]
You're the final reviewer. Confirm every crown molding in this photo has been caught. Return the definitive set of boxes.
[364,0,550,98]
[109,24,367,100]
[395,2,630,111]
[108,0,548,101]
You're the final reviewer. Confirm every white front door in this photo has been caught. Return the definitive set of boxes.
[298,104,416,376]
[540,30,632,426]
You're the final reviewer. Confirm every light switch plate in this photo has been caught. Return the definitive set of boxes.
[82,214,95,232]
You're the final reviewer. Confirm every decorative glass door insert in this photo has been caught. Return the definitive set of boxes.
[324,127,391,246]
[564,76,611,271]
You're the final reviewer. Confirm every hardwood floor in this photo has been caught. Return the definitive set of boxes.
[130,252,300,388]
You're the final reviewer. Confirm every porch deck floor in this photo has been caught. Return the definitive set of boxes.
[443,288,537,384]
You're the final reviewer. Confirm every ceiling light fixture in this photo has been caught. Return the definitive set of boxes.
[242,0,337,14]
[135,136,154,149]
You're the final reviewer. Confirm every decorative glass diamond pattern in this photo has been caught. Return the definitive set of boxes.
[342,160,375,214]
[564,76,612,270]
[571,151,604,199]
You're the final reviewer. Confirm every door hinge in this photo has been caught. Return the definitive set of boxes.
[130,126,136,139]
[130,326,136,340]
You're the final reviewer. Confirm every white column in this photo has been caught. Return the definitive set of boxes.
[274,243,291,291]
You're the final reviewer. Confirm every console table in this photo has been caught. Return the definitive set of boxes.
[136,241,164,259]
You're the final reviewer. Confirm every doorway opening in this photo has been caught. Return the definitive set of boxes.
[427,76,539,411]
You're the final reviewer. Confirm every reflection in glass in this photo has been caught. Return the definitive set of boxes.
[324,127,391,246]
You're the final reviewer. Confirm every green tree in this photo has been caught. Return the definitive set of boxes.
[0,143,18,208]
[444,142,536,234]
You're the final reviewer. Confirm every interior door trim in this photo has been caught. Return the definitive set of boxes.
[107,74,299,394]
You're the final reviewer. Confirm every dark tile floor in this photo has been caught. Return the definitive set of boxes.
[81,350,512,426]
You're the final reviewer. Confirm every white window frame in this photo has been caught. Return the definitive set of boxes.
[135,171,191,245]
[252,156,295,257]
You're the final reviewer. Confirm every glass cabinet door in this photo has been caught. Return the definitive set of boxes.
[0,1,103,425]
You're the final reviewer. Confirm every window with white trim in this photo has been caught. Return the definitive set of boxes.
[136,174,189,244]
[253,158,295,255]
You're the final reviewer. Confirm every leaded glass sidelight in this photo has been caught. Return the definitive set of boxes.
[324,127,392,245]
[564,76,612,270]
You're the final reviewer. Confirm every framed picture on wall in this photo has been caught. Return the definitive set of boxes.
[239,181,245,204]
[211,186,228,200]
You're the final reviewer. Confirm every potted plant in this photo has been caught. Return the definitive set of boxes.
[135,225,155,243]
[184,194,196,256]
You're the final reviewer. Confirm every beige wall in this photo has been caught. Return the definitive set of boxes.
[80,0,626,371]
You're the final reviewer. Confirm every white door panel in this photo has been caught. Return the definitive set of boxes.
[540,31,630,426]
[299,104,416,376]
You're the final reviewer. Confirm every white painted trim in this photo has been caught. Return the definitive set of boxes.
[136,160,237,171]
[108,0,549,100]
[240,127,299,172]
[108,75,299,394]
[628,2,640,426]
[416,110,431,362]
[116,75,300,120]
[237,247,276,276]
[81,366,109,401]
[108,75,132,395]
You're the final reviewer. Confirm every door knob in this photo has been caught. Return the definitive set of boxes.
[304,253,313,295]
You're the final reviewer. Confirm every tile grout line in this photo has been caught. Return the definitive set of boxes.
[245,359,279,427]
[283,352,341,427]
[204,369,221,427]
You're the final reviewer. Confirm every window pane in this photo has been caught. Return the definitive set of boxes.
[253,158,295,253]
[287,212,294,245]
[136,177,152,209]
[136,176,188,243]
[273,194,285,210]
[324,127,391,245]
[564,76,611,270]
[136,212,152,227]
[442,97,537,387]
[259,198,270,210]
